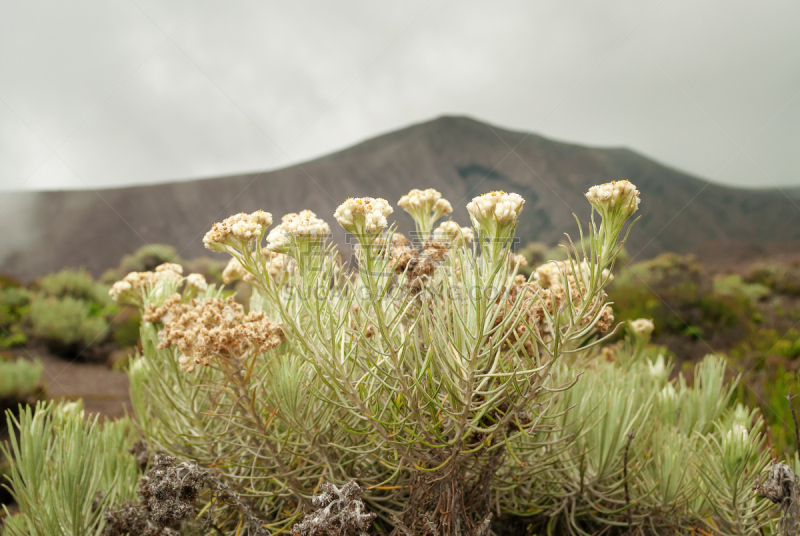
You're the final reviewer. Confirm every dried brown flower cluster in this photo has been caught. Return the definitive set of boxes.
[348,305,376,339]
[388,233,453,293]
[495,270,614,357]
[144,295,285,373]
[545,274,613,333]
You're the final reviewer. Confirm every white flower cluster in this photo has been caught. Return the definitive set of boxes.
[155,263,183,275]
[263,249,297,281]
[467,191,525,227]
[108,263,184,303]
[185,273,208,292]
[432,221,473,247]
[266,210,331,253]
[333,197,393,238]
[222,257,249,284]
[534,260,612,289]
[585,180,640,220]
[203,210,272,251]
[153,262,183,281]
[109,281,133,302]
[630,318,655,336]
[398,189,452,220]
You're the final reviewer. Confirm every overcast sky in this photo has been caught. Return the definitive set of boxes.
[1,0,799,192]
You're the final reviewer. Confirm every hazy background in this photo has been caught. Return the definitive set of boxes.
[1,0,799,193]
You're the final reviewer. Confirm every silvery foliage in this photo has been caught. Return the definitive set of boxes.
[1,401,139,536]
[125,187,776,535]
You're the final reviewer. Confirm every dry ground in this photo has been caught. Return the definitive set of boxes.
[6,345,130,420]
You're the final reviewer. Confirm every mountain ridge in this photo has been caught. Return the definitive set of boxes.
[2,115,799,280]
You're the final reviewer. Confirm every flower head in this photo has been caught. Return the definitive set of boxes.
[203,210,273,252]
[534,260,613,289]
[109,281,133,303]
[467,191,524,228]
[185,273,208,292]
[333,197,393,241]
[222,258,249,284]
[630,318,655,337]
[144,294,285,373]
[109,268,183,303]
[398,189,452,234]
[466,191,524,255]
[266,210,331,254]
[432,221,473,247]
[722,422,751,473]
[155,263,183,275]
[585,180,640,223]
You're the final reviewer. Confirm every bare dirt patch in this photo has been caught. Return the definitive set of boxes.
[8,345,131,420]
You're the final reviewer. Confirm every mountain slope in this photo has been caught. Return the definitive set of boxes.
[2,116,799,279]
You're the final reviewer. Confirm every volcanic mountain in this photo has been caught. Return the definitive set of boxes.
[2,116,799,279]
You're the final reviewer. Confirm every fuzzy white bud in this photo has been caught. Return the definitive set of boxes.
[334,197,393,239]
[204,211,273,252]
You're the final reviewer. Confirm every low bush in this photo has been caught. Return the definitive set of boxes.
[36,268,112,305]
[0,287,31,349]
[608,253,759,357]
[0,358,42,401]
[24,269,119,359]
[28,295,108,356]
[6,182,792,535]
[109,308,141,349]
[119,184,785,534]
[747,261,800,296]
[116,244,181,278]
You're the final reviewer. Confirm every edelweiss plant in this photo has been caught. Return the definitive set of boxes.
[121,182,635,535]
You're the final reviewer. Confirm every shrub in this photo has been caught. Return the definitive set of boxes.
[120,185,636,534]
[109,308,141,349]
[118,244,180,275]
[1,401,139,536]
[502,351,772,534]
[27,269,119,358]
[29,295,108,354]
[714,273,771,303]
[7,182,785,535]
[747,262,800,296]
[36,268,112,305]
[0,287,31,349]
[0,358,42,401]
[182,255,228,286]
[106,182,780,534]
[610,253,758,353]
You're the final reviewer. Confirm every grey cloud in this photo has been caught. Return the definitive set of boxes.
[1,0,798,191]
